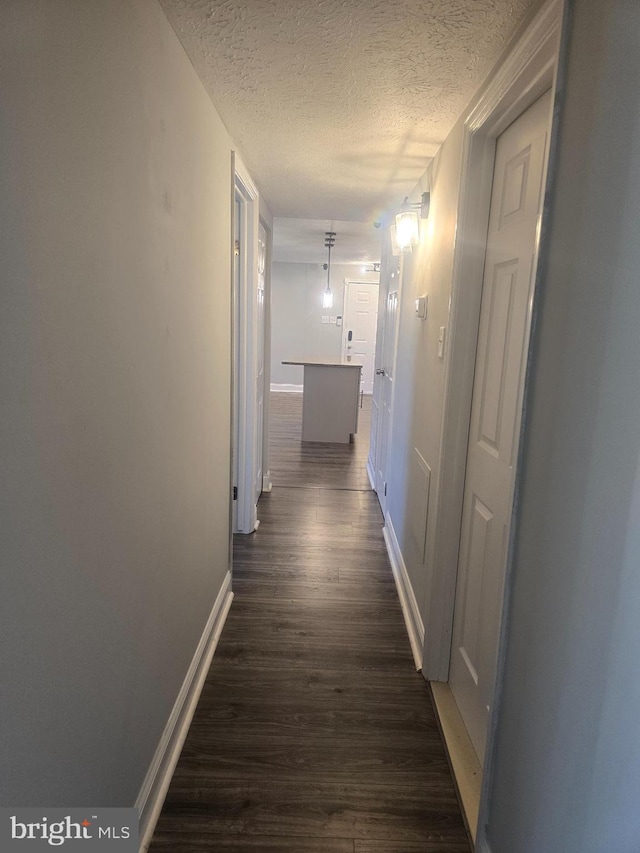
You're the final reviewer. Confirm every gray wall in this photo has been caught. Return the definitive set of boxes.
[486,1,640,850]
[271,262,379,386]
[0,0,233,806]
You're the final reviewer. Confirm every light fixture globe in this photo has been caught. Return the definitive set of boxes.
[395,210,420,252]
[391,192,430,255]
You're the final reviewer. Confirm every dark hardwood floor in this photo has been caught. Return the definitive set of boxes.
[267,390,372,491]
[149,392,471,853]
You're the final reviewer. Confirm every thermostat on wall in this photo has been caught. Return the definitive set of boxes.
[415,296,428,320]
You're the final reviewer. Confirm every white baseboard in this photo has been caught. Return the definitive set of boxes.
[383,515,425,670]
[136,572,234,852]
[262,471,273,493]
[366,458,376,491]
[270,383,303,393]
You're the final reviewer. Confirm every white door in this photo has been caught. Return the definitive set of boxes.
[343,282,379,394]
[255,222,266,503]
[449,91,552,764]
[374,260,401,511]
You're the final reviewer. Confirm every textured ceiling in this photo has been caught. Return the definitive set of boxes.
[160,0,537,221]
[273,218,381,265]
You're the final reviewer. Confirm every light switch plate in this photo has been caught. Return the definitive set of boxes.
[438,326,446,359]
[321,316,329,324]
[329,316,337,324]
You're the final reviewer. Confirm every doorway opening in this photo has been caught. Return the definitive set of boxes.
[369,254,402,511]
[232,154,267,534]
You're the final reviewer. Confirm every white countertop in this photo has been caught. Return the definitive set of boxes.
[282,358,362,368]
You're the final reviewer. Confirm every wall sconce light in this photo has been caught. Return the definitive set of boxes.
[322,231,336,308]
[391,192,430,255]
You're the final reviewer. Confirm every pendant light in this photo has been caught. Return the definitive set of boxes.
[322,231,336,308]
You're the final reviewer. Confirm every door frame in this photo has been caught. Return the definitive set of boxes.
[420,0,565,837]
[233,153,261,534]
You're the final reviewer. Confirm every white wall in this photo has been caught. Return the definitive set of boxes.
[485,1,640,850]
[271,262,380,386]
[0,0,234,806]
[385,125,464,614]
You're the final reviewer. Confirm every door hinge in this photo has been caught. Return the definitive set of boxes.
[233,486,238,501]
[384,482,387,496]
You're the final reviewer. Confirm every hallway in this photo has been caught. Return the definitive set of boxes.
[149,393,471,851]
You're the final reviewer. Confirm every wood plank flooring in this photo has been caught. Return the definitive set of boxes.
[149,393,471,853]
[267,390,372,491]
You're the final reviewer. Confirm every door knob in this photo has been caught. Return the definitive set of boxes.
[375,368,386,376]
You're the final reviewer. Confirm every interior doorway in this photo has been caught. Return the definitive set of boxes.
[449,89,553,766]
[232,154,265,534]
[369,256,401,513]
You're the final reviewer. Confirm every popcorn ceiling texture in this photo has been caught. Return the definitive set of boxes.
[160,0,537,220]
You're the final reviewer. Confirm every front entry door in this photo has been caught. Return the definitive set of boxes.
[449,90,552,764]
[343,281,379,394]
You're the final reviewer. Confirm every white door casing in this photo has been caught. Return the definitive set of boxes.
[233,154,263,534]
[342,281,379,394]
[449,90,553,765]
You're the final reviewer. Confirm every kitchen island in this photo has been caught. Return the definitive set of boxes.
[282,359,362,443]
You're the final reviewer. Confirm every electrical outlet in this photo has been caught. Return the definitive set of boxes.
[329,316,337,324]
[321,316,329,324]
